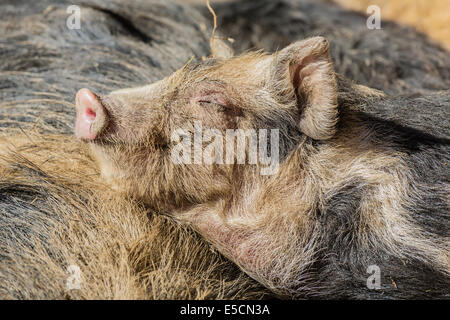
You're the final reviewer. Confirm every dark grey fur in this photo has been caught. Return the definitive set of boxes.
[0,0,210,133]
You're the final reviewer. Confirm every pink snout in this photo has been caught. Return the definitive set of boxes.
[75,88,108,140]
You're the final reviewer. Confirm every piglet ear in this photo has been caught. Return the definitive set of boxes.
[272,37,338,140]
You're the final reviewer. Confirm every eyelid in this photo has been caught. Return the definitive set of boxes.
[195,94,242,116]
